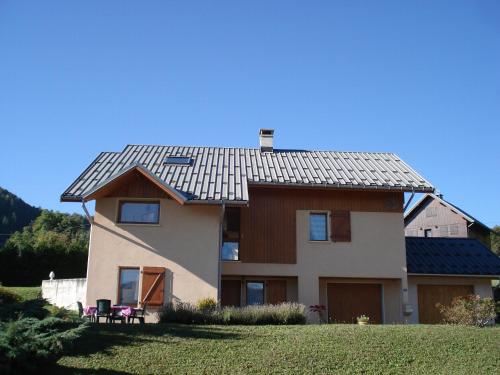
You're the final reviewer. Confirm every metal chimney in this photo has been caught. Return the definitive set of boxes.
[259,129,274,152]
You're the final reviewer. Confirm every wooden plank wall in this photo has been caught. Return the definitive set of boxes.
[240,187,403,264]
[104,170,170,199]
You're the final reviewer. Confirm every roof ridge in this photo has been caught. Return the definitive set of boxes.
[123,144,399,155]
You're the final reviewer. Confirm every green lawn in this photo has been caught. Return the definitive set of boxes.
[54,324,500,375]
[2,286,40,301]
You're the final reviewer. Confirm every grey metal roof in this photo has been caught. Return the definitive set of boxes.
[406,237,500,276]
[61,145,434,203]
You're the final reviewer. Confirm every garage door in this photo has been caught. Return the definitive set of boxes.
[418,284,474,324]
[327,283,382,324]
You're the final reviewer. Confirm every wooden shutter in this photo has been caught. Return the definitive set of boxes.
[266,280,287,304]
[331,210,351,242]
[141,267,165,306]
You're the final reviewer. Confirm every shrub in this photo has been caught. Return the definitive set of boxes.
[0,287,22,304]
[0,317,88,374]
[196,297,217,312]
[437,295,496,327]
[158,302,306,325]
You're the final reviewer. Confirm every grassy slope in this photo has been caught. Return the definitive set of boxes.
[3,286,40,301]
[55,324,499,375]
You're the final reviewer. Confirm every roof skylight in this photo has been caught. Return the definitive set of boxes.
[164,156,193,166]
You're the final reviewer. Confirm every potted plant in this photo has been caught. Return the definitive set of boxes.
[357,315,370,325]
[309,304,326,323]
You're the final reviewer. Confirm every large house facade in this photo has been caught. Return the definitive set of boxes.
[62,130,499,323]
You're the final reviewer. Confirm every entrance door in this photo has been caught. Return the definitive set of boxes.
[221,280,241,307]
[327,283,383,324]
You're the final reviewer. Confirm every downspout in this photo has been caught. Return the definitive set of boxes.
[81,199,94,306]
[217,202,226,304]
[402,191,415,322]
[403,190,415,212]
[81,199,94,224]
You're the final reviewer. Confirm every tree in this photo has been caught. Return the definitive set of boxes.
[0,210,90,286]
[492,226,500,256]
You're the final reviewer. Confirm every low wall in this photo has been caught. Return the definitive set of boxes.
[41,278,87,311]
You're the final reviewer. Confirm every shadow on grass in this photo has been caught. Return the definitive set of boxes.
[50,364,133,375]
[47,323,242,374]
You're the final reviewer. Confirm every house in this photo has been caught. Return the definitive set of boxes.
[61,130,499,323]
[404,193,492,248]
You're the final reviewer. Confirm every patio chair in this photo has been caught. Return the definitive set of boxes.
[128,303,147,324]
[77,301,93,322]
[109,306,126,324]
[95,299,111,323]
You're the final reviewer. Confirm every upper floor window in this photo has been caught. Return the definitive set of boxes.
[424,228,432,237]
[425,207,437,217]
[118,201,160,224]
[221,207,240,260]
[310,212,328,241]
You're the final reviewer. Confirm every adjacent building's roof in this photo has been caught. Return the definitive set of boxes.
[404,193,490,231]
[61,144,434,203]
[406,237,500,276]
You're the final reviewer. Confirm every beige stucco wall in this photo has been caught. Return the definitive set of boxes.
[223,211,408,322]
[86,197,220,321]
[407,275,494,324]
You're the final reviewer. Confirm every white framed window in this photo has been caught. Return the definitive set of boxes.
[309,212,328,241]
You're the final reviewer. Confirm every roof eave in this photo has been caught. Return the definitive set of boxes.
[408,273,499,278]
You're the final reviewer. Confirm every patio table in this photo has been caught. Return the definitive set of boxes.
[83,305,139,318]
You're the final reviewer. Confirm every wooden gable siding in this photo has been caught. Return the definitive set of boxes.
[103,170,170,199]
[240,187,403,264]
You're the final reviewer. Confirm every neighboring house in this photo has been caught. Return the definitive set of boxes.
[61,130,499,323]
[404,193,492,248]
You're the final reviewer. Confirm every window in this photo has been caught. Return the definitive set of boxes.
[246,282,264,305]
[449,224,459,235]
[222,242,239,261]
[118,201,160,224]
[118,268,140,306]
[309,213,328,241]
[424,229,432,237]
[164,156,193,166]
[425,207,437,217]
[221,207,240,260]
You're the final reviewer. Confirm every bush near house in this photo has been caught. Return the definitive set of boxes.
[438,295,496,327]
[158,302,307,325]
[0,317,88,374]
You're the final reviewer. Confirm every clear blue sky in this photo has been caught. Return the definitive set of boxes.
[1,1,499,226]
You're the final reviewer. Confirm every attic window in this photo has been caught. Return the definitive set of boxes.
[164,156,193,166]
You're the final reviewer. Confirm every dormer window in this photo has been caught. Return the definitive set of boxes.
[164,156,193,166]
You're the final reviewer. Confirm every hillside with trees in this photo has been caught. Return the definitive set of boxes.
[0,187,41,246]
[0,193,90,285]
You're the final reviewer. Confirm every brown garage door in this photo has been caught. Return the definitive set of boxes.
[418,284,473,324]
[327,283,382,324]
[221,280,241,307]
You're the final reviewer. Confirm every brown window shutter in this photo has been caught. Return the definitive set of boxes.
[141,266,165,307]
[331,210,351,242]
